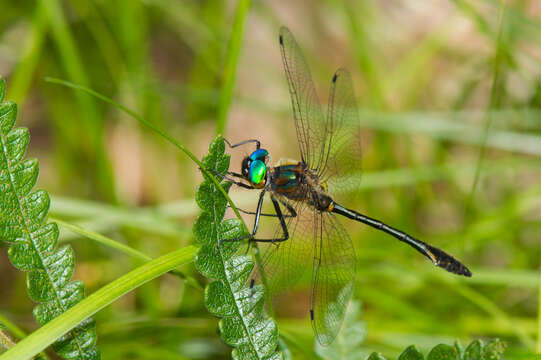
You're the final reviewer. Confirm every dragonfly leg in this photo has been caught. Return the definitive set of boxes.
[226,171,246,179]
[223,138,261,150]
[207,168,254,190]
[248,195,296,245]
[217,189,267,253]
[218,191,297,253]
[234,206,295,218]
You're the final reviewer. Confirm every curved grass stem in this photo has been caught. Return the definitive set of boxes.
[44,77,247,232]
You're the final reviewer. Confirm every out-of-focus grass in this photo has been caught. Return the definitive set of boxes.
[215,0,251,134]
[0,0,540,359]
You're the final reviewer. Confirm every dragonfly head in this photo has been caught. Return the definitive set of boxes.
[242,148,269,188]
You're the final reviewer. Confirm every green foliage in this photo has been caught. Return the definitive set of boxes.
[1,1,540,357]
[193,135,282,360]
[0,77,99,359]
[215,0,251,134]
[367,339,506,360]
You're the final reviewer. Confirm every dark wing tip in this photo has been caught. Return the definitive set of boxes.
[279,26,290,45]
[331,68,353,86]
[427,245,472,277]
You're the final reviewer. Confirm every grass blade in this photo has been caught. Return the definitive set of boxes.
[215,0,251,134]
[465,0,509,217]
[0,245,197,360]
[44,77,247,229]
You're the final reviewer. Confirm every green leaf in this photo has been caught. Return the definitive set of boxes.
[0,76,99,359]
[481,340,506,360]
[193,135,282,360]
[316,300,366,360]
[398,346,424,360]
[426,344,456,360]
[364,339,506,360]
[463,340,482,360]
[366,353,386,360]
[463,339,506,360]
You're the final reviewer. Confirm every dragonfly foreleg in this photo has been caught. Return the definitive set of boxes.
[223,138,261,150]
[217,189,268,253]
[218,191,297,254]
[207,168,254,190]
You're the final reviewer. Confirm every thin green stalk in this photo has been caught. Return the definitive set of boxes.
[465,0,507,217]
[0,246,197,360]
[44,77,247,231]
[50,195,189,238]
[215,0,251,134]
[52,217,150,261]
[52,217,202,290]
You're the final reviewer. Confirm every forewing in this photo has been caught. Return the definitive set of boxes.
[320,69,362,195]
[310,212,356,346]
[279,27,326,168]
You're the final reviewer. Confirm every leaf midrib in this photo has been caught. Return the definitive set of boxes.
[0,106,86,357]
[213,184,261,358]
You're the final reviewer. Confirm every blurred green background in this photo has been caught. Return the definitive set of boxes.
[0,0,540,359]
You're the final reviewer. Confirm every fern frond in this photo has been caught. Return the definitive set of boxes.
[194,135,282,360]
[366,339,506,360]
[0,77,99,360]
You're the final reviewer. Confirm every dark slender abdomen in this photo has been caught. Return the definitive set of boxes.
[331,202,472,277]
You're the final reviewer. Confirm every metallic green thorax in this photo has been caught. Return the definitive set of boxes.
[275,166,298,189]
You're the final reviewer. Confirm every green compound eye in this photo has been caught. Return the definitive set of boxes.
[249,160,266,185]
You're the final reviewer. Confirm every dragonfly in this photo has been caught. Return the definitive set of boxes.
[216,26,472,346]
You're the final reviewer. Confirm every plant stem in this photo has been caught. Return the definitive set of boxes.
[465,0,507,219]
[52,217,202,290]
[44,77,247,232]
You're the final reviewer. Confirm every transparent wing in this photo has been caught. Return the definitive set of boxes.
[279,26,326,168]
[254,196,356,346]
[255,197,313,296]
[279,27,362,195]
[311,212,356,346]
[319,69,362,195]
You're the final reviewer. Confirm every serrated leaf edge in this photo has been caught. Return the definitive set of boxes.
[195,136,281,360]
[0,78,99,359]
